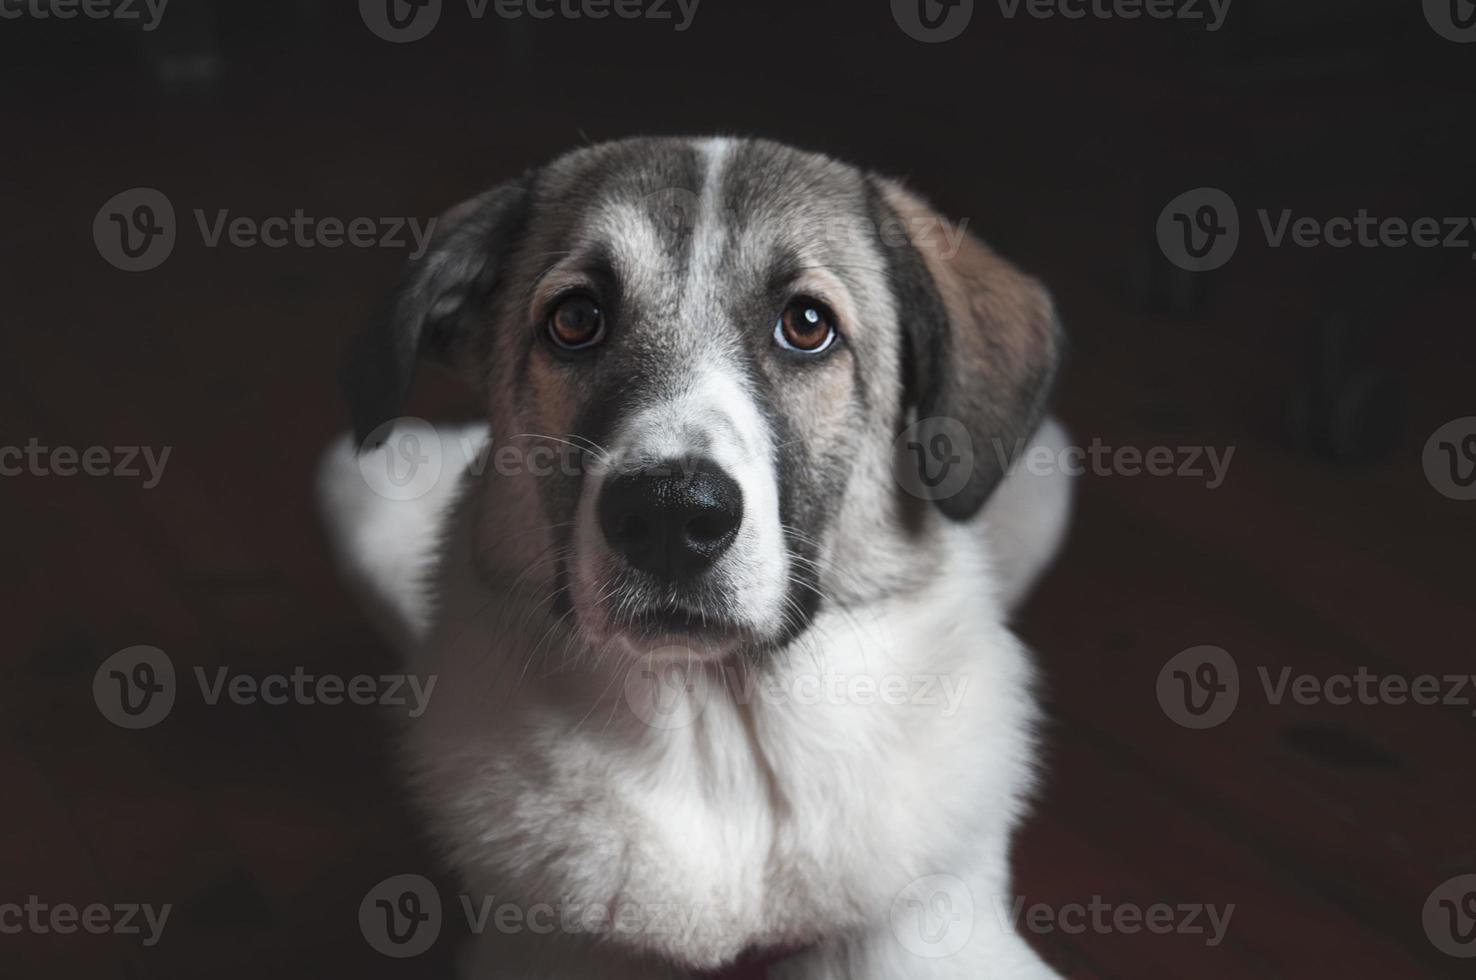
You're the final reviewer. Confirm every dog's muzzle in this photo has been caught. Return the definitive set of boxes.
[597,456,744,581]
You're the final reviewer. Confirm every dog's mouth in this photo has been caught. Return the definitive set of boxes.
[628,604,748,643]
[591,596,753,658]
[570,569,757,658]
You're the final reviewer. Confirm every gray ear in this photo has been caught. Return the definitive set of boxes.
[342,177,532,447]
[871,177,1064,520]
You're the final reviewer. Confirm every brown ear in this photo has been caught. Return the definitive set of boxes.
[342,177,532,448]
[871,178,1064,520]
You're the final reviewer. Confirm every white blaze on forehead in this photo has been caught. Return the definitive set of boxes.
[577,138,735,311]
[683,137,735,311]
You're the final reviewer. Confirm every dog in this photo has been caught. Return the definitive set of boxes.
[318,136,1073,979]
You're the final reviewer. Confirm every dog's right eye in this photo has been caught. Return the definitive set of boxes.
[546,294,606,351]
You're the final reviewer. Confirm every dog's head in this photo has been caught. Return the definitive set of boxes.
[345,137,1060,661]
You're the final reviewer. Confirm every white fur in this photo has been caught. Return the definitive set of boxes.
[979,417,1075,614]
[316,419,1073,979]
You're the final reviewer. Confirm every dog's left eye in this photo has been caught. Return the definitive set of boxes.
[774,299,837,354]
[546,294,606,351]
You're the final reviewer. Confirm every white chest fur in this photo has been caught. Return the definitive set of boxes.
[402,505,1040,971]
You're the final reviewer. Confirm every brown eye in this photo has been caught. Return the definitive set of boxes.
[546,294,606,350]
[775,298,838,354]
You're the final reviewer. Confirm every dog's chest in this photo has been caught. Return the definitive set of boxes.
[417,672,978,968]
[524,690,948,960]
[411,563,1024,969]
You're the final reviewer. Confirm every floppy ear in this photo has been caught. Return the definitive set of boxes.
[342,177,532,447]
[871,178,1064,520]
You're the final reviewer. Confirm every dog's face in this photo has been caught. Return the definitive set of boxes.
[345,137,1059,661]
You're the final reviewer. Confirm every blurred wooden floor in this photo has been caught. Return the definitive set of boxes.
[2,4,1474,978]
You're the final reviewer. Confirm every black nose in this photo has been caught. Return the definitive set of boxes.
[597,458,744,580]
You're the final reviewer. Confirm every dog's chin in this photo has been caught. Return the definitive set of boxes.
[578,600,756,662]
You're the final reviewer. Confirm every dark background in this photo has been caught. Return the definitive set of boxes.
[3,0,1474,977]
